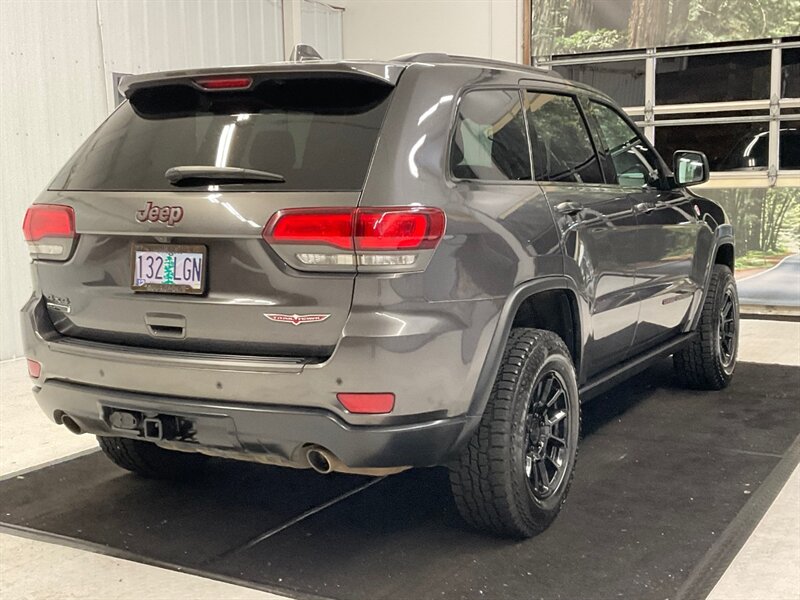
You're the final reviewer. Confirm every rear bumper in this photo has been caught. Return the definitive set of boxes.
[21,294,496,468]
[33,379,476,469]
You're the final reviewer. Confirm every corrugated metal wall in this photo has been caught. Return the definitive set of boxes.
[98,0,284,108]
[0,0,285,359]
[0,0,108,360]
[301,1,343,60]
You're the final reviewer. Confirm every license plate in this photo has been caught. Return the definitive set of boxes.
[131,244,206,294]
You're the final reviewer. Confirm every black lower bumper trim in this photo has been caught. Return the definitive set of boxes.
[34,380,476,469]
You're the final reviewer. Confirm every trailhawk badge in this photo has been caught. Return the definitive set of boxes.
[264,313,331,326]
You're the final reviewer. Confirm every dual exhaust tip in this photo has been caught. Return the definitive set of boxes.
[59,413,83,435]
[305,446,337,474]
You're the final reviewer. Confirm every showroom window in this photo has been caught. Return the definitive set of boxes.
[450,89,531,181]
[538,37,800,188]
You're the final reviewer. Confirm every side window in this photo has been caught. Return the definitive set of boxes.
[523,91,604,184]
[588,101,661,188]
[450,89,531,181]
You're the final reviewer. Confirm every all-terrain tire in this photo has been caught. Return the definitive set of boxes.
[97,436,208,480]
[673,264,739,390]
[449,328,581,538]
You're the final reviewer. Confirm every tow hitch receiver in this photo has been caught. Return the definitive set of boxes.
[104,408,193,442]
[143,418,163,440]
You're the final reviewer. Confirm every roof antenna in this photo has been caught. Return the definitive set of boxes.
[290,44,323,62]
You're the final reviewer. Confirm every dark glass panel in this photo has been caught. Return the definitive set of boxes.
[654,122,770,170]
[655,51,771,104]
[553,60,646,107]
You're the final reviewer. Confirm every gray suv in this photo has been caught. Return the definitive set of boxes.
[21,53,738,538]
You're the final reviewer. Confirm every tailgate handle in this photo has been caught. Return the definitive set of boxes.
[145,313,186,339]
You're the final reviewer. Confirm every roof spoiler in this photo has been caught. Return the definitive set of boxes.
[118,63,404,100]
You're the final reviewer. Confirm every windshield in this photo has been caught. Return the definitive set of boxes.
[50,76,394,192]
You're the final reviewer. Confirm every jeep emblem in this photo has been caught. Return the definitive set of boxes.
[136,201,184,226]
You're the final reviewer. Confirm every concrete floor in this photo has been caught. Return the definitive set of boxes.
[1,319,798,600]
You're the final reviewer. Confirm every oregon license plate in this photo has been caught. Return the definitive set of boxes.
[131,244,206,294]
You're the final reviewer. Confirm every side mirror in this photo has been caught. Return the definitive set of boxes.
[673,150,709,187]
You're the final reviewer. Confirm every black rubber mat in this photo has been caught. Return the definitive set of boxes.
[2,361,798,600]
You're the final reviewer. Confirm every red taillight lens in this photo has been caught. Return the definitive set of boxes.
[22,205,75,241]
[26,359,41,379]
[337,392,395,414]
[264,209,355,250]
[356,208,445,250]
[195,76,253,90]
[263,207,445,251]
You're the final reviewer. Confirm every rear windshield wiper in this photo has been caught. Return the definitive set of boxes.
[165,166,286,186]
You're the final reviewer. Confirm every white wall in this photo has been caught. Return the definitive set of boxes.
[336,0,522,62]
[0,0,108,360]
[0,0,285,360]
[98,0,284,110]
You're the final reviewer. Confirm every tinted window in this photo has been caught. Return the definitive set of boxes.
[523,91,603,184]
[589,101,661,187]
[50,77,393,191]
[655,51,771,104]
[450,89,531,181]
[553,60,645,107]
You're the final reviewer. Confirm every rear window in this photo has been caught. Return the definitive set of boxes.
[450,89,531,181]
[50,76,394,192]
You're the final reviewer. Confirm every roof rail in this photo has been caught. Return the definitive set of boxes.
[391,52,557,76]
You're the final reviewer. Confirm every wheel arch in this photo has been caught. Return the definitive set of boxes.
[466,277,586,419]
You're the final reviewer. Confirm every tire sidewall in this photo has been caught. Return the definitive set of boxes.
[510,346,580,517]
[712,269,739,378]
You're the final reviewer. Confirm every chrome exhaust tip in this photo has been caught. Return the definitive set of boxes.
[61,415,83,435]
[306,447,334,474]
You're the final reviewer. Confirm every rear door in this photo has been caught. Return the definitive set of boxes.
[523,89,640,378]
[36,73,396,358]
[585,100,701,349]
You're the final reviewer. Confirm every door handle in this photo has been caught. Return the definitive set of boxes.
[556,201,583,216]
[634,202,655,214]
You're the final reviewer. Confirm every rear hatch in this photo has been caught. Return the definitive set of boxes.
[31,67,400,358]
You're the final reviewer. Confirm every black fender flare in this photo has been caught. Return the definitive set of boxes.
[685,224,734,332]
[466,276,586,419]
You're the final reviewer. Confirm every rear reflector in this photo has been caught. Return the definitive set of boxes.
[337,393,395,414]
[26,359,41,379]
[195,76,253,90]
[22,205,75,242]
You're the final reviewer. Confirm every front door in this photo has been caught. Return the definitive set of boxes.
[585,100,701,350]
[523,90,640,379]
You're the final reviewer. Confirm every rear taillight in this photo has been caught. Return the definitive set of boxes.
[22,204,76,260]
[263,207,446,272]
